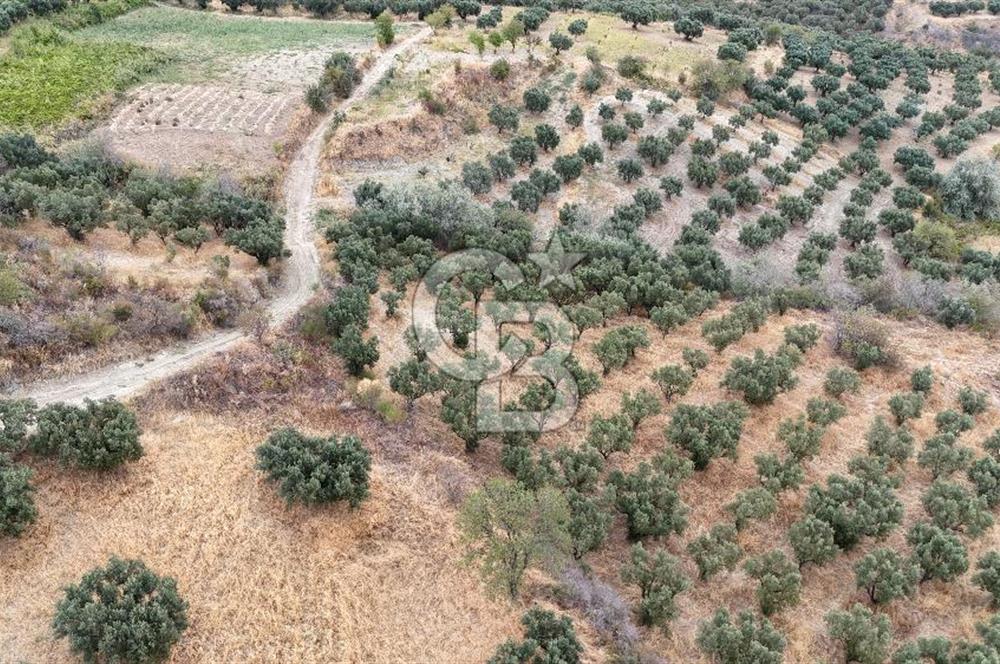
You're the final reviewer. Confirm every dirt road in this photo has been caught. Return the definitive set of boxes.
[14,27,431,406]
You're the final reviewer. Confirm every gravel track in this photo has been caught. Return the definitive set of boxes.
[13,26,432,406]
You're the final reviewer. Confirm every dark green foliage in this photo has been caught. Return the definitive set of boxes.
[687,523,742,580]
[922,480,993,536]
[805,471,903,550]
[388,359,440,408]
[650,364,693,402]
[969,456,1000,508]
[778,415,825,461]
[621,388,661,430]
[754,453,803,493]
[789,515,839,567]
[973,551,1000,605]
[824,367,861,398]
[255,428,371,507]
[908,522,968,583]
[522,86,551,113]
[0,398,36,454]
[918,433,973,479]
[682,347,710,372]
[745,550,801,615]
[53,557,188,664]
[866,416,914,466]
[31,399,141,470]
[911,366,934,395]
[826,604,892,664]
[666,401,748,470]
[565,489,611,559]
[461,160,493,195]
[958,386,988,416]
[331,324,379,375]
[534,124,560,152]
[722,349,798,406]
[621,542,690,629]
[855,548,918,604]
[608,460,688,539]
[601,122,629,149]
[565,104,583,128]
[593,325,648,375]
[488,104,520,133]
[697,609,785,664]
[844,243,884,280]
[0,454,35,537]
[935,409,974,435]
[807,398,846,426]
[727,486,777,531]
[889,392,924,425]
[489,608,582,664]
[616,158,643,183]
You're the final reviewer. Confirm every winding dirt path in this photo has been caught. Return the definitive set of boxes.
[14,26,431,406]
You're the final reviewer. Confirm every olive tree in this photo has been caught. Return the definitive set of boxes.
[53,558,189,664]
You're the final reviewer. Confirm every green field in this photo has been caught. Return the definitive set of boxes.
[77,6,381,81]
[0,4,389,129]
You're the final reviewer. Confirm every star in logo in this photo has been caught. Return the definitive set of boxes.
[529,234,585,289]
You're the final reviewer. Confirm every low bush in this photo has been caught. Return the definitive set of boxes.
[53,557,188,664]
[255,428,371,507]
[30,398,141,470]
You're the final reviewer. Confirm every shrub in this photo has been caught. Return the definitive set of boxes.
[331,325,379,375]
[721,349,798,406]
[53,557,188,664]
[833,308,897,370]
[908,522,968,583]
[0,454,35,537]
[745,550,801,615]
[687,524,742,580]
[0,398,36,454]
[682,347,710,372]
[666,401,748,470]
[620,542,690,629]
[727,487,777,531]
[755,453,803,493]
[789,515,838,567]
[608,461,688,539]
[826,604,892,664]
[940,158,1000,221]
[854,548,918,604]
[911,366,933,394]
[888,392,924,425]
[958,385,989,416]
[489,608,582,664]
[523,86,551,113]
[974,551,1000,605]
[778,415,824,461]
[31,399,141,470]
[697,609,785,664]
[824,367,861,398]
[938,296,976,329]
[650,365,693,402]
[805,472,903,550]
[805,398,845,427]
[255,428,371,507]
[922,480,993,536]
[866,416,914,466]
